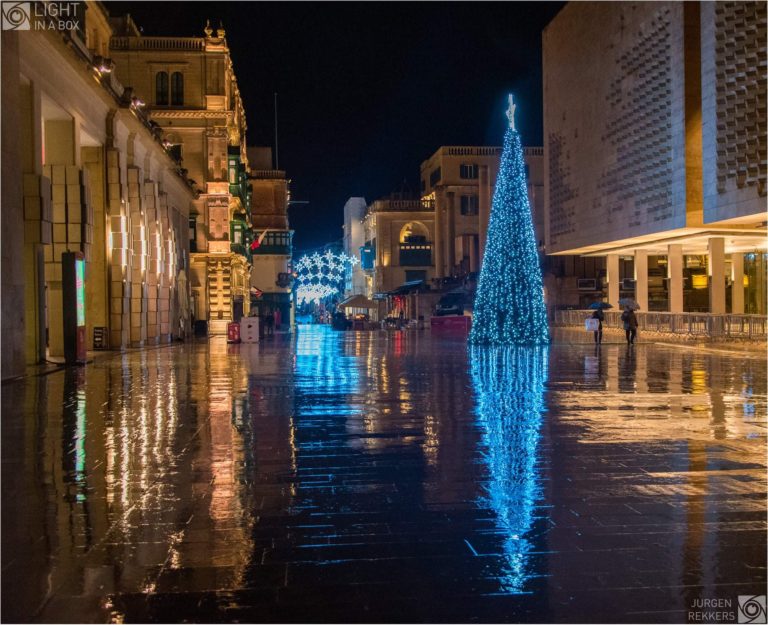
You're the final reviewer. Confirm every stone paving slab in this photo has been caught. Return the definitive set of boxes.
[2,327,765,623]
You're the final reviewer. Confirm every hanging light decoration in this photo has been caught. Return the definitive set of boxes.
[293,249,359,305]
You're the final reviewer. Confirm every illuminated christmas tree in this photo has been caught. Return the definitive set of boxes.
[469,95,549,345]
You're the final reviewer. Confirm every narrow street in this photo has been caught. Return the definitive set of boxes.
[2,327,765,623]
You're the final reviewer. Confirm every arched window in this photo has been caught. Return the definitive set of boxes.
[171,72,184,106]
[399,221,429,244]
[156,71,168,105]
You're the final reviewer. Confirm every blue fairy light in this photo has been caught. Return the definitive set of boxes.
[469,95,549,345]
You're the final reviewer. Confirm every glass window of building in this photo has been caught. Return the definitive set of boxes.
[171,72,184,106]
[188,216,196,252]
[156,71,169,105]
[429,167,442,187]
[460,194,479,215]
[460,163,479,179]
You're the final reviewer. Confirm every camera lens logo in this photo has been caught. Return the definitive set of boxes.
[739,596,767,624]
[2,2,30,30]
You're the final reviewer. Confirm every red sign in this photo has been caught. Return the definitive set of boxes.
[227,322,241,343]
[431,315,471,332]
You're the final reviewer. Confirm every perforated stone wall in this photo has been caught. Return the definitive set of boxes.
[598,7,674,229]
[714,2,766,196]
[547,133,577,243]
[543,2,686,254]
[701,1,767,223]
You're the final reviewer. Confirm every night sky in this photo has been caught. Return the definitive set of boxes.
[104,2,565,254]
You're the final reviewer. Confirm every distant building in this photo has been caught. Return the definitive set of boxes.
[420,147,500,279]
[342,197,368,297]
[109,17,253,333]
[247,147,293,328]
[420,146,545,280]
[543,1,767,314]
[2,2,194,379]
[361,195,437,320]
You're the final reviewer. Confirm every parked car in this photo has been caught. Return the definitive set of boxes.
[435,293,466,316]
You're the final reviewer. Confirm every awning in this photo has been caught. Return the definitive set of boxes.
[338,294,377,310]
[388,280,427,295]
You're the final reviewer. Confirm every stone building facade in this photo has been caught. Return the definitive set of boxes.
[543,1,767,314]
[108,16,252,334]
[246,147,293,327]
[361,196,437,296]
[420,146,545,280]
[2,2,194,380]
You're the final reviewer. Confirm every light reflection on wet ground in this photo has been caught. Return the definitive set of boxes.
[2,327,765,623]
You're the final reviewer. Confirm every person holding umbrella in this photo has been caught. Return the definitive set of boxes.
[588,302,612,345]
[619,298,640,345]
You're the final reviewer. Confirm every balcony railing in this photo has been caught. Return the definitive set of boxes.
[250,170,286,179]
[110,36,206,51]
[553,310,768,339]
[443,147,502,156]
[230,243,248,257]
[369,199,435,213]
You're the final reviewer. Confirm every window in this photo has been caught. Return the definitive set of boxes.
[171,72,184,106]
[460,163,478,179]
[460,195,479,216]
[229,158,237,184]
[429,167,441,187]
[188,217,197,252]
[156,71,168,105]
[232,223,243,245]
[167,144,183,163]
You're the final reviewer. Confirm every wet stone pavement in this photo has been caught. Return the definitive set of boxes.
[2,326,766,624]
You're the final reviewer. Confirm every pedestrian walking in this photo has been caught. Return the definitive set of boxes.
[591,308,604,345]
[621,306,638,345]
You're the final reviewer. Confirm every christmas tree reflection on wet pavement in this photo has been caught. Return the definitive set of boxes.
[2,327,765,623]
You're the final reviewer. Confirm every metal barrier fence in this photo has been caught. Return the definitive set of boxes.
[554,310,768,339]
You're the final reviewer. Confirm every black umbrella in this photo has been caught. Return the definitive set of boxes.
[619,298,640,310]
[589,302,613,310]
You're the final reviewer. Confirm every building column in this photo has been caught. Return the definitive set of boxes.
[469,235,479,273]
[668,244,684,312]
[478,165,491,261]
[433,190,444,279]
[634,249,649,312]
[731,252,744,314]
[606,254,620,308]
[446,192,456,275]
[708,237,725,314]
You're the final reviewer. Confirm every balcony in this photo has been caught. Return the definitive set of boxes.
[252,230,292,256]
[250,170,286,180]
[399,243,432,266]
[230,242,248,258]
[443,146,502,157]
[368,199,435,213]
[110,36,206,51]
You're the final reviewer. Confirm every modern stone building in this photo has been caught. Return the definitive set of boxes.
[543,1,767,314]
[109,16,253,334]
[2,2,194,380]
